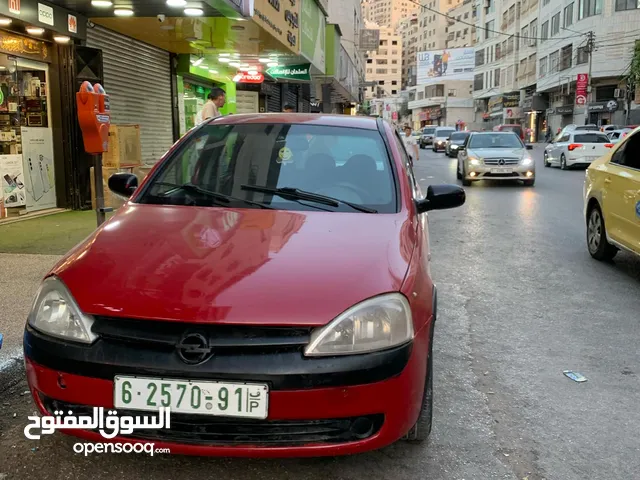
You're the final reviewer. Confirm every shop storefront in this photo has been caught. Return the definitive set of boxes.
[0,0,88,218]
[416,106,442,127]
[485,92,520,129]
[587,100,620,126]
[522,92,548,142]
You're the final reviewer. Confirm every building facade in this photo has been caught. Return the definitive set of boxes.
[446,0,476,48]
[364,22,403,100]
[398,13,420,88]
[362,0,419,29]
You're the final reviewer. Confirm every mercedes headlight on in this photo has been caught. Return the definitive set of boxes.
[469,156,481,165]
[304,294,414,356]
[521,156,533,166]
[28,276,97,344]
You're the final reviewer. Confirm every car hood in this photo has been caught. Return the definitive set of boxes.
[51,205,414,326]
[467,147,525,158]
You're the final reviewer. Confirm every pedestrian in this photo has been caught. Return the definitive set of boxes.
[403,125,419,163]
[283,104,295,113]
[545,125,552,143]
[200,87,226,122]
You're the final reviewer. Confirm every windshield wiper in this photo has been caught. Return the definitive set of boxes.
[240,185,378,213]
[153,182,275,209]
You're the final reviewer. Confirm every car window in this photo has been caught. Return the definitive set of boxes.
[575,125,599,131]
[137,123,398,213]
[423,128,435,134]
[574,133,610,143]
[468,133,523,149]
[450,133,468,144]
[436,129,455,137]
[559,134,570,143]
[611,132,640,170]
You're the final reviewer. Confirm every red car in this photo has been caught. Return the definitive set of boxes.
[23,114,465,457]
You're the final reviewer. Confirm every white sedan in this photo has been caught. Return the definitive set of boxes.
[543,131,614,169]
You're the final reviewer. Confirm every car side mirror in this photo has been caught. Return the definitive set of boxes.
[416,184,466,213]
[525,144,533,150]
[108,173,138,198]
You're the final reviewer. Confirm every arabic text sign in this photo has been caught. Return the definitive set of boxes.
[576,73,588,105]
[266,63,311,81]
[416,48,475,85]
[24,406,171,440]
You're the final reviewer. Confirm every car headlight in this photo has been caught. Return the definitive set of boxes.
[469,156,481,165]
[451,144,459,149]
[304,293,413,356]
[521,157,533,166]
[28,276,97,344]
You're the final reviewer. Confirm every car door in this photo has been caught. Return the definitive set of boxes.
[550,133,570,164]
[601,132,640,253]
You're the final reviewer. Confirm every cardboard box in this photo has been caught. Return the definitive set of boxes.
[133,165,154,182]
[102,125,143,168]
[90,166,133,211]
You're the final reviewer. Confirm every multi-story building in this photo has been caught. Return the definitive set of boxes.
[446,0,476,48]
[398,13,420,88]
[417,0,462,52]
[364,22,403,100]
[362,0,419,29]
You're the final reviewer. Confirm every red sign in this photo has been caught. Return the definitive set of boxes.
[576,73,588,105]
[9,0,20,14]
[392,111,398,120]
[233,72,264,84]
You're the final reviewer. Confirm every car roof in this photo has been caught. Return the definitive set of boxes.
[206,113,380,130]
[470,131,519,135]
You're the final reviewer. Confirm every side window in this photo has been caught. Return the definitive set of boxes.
[612,133,640,169]
[560,134,570,143]
[393,132,419,198]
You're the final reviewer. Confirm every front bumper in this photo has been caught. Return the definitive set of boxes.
[24,321,431,457]
[464,163,535,181]
[420,137,433,145]
[433,141,447,150]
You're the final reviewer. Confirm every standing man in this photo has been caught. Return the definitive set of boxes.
[200,87,226,121]
[403,125,419,163]
[442,49,450,75]
[283,104,295,113]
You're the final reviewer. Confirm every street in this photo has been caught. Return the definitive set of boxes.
[1,145,640,479]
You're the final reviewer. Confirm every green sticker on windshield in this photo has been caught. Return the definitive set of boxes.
[277,147,293,164]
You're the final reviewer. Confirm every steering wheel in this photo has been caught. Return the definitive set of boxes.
[316,182,371,203]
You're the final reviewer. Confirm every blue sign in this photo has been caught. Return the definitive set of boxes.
[636,200,640,219]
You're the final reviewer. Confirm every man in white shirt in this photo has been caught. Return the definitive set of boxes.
[402,125,419,162]
[200,87,226,122]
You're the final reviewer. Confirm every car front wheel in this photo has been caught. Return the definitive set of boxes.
[544,152,550,167]
[587,204,618,261]
[403,331,433,443]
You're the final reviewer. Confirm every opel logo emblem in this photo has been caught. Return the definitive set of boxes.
[177,333,213,365]
[498,159,505,165]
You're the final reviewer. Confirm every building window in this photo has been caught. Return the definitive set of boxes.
[392,59,398,64]
[475,49,485,66]
[485,20,495,40]
[367,68,372,74]
[376,69,388,74]
[521,27,529,47]
[379,80,385,85]
[448,89,456,96]
[541,21,549,40]
[494,67,500,86]
[392,80,398,85]
[377,59,388,64]
[392,40,398,45]
[392,68,398,73]
[392,90,398,94]
[539,56,548,77]
[392,50,398,55]
[615,0,640,10]
[367,59,373,64]
[551,13,560,36]
[560,44,573,70]
[549,50,559,73]
[564,3,574,26]
[380,40,387,46]
[578,0,602,19]
[577,46,589,64]
[474,73,484,90]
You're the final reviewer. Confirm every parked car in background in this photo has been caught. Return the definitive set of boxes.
[544,131,614,169]
[23,113,467,457]
[445,131,470,157]
[600,125,621,134]
[560,124,599,136]
[607,128,633,144]
[493,124,524,141]
[419,127,436,148]
[584,126,640,261]
[432,127,456,152]
[457,131,535,186]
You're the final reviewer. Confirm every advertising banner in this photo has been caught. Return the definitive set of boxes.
[266,64,311,81]
[575,73,588,105]
[416,48,475,85]
[21,127,56,212]
[0,154,26,207]
[301,0,325,73]
[253,0,300,54]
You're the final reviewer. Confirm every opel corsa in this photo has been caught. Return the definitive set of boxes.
[24,114,465,457]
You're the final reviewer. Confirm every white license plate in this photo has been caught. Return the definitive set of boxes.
[113,376,269,419]
[490,167,513,174]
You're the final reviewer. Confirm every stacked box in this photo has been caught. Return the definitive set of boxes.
[90,166,134,211]
[102,125,143,168]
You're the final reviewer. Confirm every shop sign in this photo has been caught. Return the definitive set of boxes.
[233,72,264,83]
[300,0,325,73]
[587,100,618,112]
[502,93,520,108]
[488,95,503,113]
[575,73,588,105]
[522,96,533,111]
[359,29,380,51]
[21,127,56,212]
[38,3,54,26]
[0,154,25,208]
[253,0,300,54]
[555,105,574,115]
[68,14,77,33]
[504,107,522,118]
[266,63,311,81]
[0,31,49,61]
[9,0,19,15]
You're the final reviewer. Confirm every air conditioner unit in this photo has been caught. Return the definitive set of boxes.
[528,38,536,48]
[614,88,624,99]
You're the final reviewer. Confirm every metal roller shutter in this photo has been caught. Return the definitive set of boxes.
[86,26,173,165]
[267,84,281,112]
[285,85,298,109]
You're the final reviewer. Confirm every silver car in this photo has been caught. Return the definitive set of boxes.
[543,131,613,169]
[432,127,456,152]
[457,132,535,186]
[607,128,632,144]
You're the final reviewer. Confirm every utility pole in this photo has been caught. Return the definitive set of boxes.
[584,31,595,125]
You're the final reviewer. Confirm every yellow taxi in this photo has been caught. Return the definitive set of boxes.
[584,127,640,260]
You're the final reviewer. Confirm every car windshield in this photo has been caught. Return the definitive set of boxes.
[574,133,610,143]
[575,125,599,131]
[450,133,469,144]
[436,129,455,138]
[423,128,435,134]
[468,133,523,149]
[501,126,521,133]
[136,123,397,214]
[412,131,421,136]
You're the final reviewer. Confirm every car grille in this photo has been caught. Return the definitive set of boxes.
[91,316,311,355]
[483,158,520,165]
[41,397,384,446]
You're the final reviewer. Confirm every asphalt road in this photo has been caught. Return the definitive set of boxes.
[1,145,639,479]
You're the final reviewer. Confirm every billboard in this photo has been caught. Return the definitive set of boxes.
[416,48,475,85]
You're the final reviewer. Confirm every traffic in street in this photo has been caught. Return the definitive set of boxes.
[2,144,639,480]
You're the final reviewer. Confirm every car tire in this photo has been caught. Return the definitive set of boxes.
[462,177,471,187]
[543,152,550,167]
[587,204,618,261]
[560,154,568,170]
[404,331,434,443]
[456,163,462,179]
[523,179,535,186]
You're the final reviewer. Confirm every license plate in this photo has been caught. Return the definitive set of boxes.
[113,376,269,419]
[490,167,513,173]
